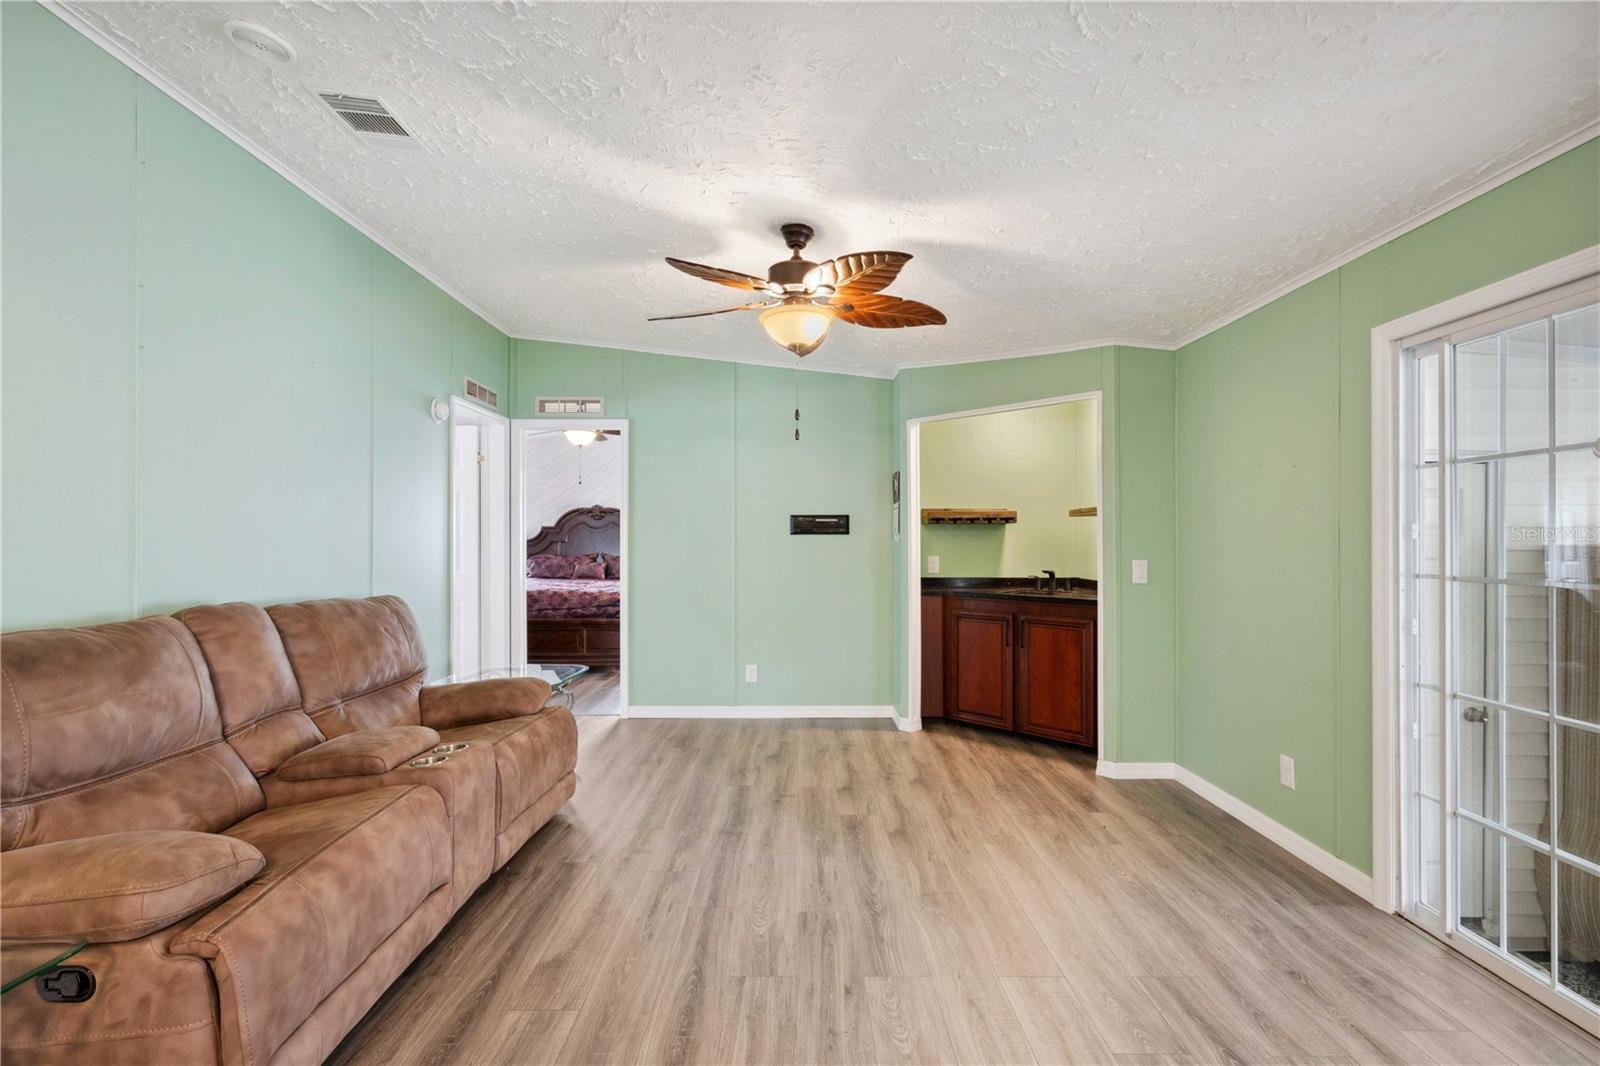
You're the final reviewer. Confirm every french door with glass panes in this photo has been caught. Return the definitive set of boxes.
[1400,277,1599,1032]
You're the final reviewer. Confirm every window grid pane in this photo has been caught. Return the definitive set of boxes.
[1407,298,1599,1019]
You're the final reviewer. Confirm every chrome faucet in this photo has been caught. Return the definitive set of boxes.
[1036,569,1058,593]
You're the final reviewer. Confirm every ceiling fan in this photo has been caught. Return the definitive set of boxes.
[562,428,618,447]
[649,223,946,357]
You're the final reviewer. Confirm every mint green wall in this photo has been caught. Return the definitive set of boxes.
[892,346,1178,762]
[1175,138,1600,874]
[1111,348,1180,764]
[1,3,509,672]
[919,401,1100,580]
[8,2,1592,871]
[510,342,893,708]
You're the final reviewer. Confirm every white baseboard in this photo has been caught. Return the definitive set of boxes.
[1095,761,1374,902]
[626,705,896,719]
[1171,766,1374,901]
[893,712,922,732]
[1095,760,1178,779]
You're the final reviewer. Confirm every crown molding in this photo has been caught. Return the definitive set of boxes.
[893,336,1179,374]
[1167,122,1600,350]
[512,333,1187,380]
[509,332,898,380]
[43,1,519,339]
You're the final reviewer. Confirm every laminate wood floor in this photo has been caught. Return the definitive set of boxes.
[565,669,621,717]
[329,719,1600,1065]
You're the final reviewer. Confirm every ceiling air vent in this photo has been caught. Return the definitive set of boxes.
[316,92,417,149]
[464,377,499,411]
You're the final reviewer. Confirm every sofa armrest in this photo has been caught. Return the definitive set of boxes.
[419,677,553,730]
[275,725,441,780]
[1,831,264,943]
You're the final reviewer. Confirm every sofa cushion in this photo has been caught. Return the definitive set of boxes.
[172,786,449,1066]
[266,597,428,738]
[419,676,552,731]
[260,742,499,912]
[1,615,263,851]
[276,726,440,780]
[176,602,325,776]
[2,830,264,942]
[437,706,577,835]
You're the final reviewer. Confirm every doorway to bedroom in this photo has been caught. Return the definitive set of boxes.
[512,418,628,716]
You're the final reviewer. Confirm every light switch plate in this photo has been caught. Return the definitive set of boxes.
[745,664,758,683]
[1279,754,1296,790]
[927,555,941,574]
[1132,559,1149,584]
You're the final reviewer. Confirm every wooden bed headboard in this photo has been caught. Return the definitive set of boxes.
[527,506,620,558]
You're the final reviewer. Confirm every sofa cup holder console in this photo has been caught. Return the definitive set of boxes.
[432,742,470,754]
[408,754,451,768]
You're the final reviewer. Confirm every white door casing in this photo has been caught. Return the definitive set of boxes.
[450,396,510,674]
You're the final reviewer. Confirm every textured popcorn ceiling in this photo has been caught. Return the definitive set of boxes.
[63,2,1600,375]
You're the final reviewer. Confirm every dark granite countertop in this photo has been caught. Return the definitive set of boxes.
[921,576,1098,605]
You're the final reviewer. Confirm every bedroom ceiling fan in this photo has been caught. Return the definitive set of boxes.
[649,223,947,358]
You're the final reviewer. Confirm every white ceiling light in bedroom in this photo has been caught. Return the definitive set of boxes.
[563,429,605,447]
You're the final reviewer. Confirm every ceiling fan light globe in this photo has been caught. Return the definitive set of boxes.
[759,302,833,357]
[563,428,605,447]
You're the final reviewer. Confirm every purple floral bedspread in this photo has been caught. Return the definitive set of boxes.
[526,577,621,619]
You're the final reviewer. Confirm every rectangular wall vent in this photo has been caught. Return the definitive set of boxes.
[464,377,499,410]
[316,92,417,148]
[536,397,605,415]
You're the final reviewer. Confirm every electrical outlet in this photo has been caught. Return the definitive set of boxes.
[1131,559,1149,584]
[745,664,758,683]
[1279,754,1296,790]
[927,555,941,574]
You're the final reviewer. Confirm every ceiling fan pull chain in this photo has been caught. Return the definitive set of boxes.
[794,368,801,442]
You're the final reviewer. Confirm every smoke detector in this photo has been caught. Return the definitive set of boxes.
[315,92,420,150]
[224,21,296,67]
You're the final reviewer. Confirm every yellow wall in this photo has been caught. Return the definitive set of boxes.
[919,400,1100,579]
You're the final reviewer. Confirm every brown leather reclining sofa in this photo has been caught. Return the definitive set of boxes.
[0,595,578,1066]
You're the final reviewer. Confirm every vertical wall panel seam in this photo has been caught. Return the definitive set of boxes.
[1334,265,1346,860]
[130,76,143,617]
[507,338,518,416]
[731,365,740,704]
[1119,346,1130,761]
[1171,344,1184,758]
[1173,343,1185,770]
[1113,346,1125,761]
[367,248,377,594]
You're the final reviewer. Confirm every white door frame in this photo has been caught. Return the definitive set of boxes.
[510,417,630,715]
[449,396,511,674]
[1369,245,1599,1036]
[904,391,1106,761]
[1370,244,1599,912]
